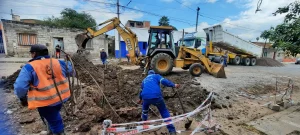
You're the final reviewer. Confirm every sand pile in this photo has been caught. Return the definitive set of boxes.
[256,58,284,67]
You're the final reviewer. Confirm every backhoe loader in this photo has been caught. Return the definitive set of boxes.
[75,17,226,78]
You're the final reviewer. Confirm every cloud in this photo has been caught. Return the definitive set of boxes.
[206,0,218,3]
[0,0,143,29]
[180,22,211,32]
[181,0,218,6]
[183,0,296,42]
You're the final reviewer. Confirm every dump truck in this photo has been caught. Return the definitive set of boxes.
[203,25,263,66]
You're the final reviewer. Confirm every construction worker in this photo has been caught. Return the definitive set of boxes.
[223,51,228,67]
[139,70,180,135]
[55,45,61,59]
[100,48,107,65]
[14,44,73,135]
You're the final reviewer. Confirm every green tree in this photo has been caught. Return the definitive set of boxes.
[159,16,170,26]
[261,1,300,56]
[158,16,177,30]
[256,37,259,42]
[40,8,97,29]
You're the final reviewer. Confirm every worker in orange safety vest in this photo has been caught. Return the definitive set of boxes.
[14,44,73,135]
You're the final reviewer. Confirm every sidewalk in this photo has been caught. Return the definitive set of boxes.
[0,57,30,63]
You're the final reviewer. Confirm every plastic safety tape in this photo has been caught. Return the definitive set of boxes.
[111,92,213,127]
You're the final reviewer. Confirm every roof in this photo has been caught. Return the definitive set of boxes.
[252,42,272,48]
[150,26,173,30]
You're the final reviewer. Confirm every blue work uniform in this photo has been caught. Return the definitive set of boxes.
[223,54,228,67]
[14,55,73,134]
[140,72,176,133]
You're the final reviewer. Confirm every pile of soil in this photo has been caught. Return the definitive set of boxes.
[1,69,21,90]
[118,61,133,65]
[256,58,284,67]
[67,54,212,133]
[4,54,215,134]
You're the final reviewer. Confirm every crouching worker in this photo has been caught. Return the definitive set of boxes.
[139,70,180,135]
[14,44,73,135]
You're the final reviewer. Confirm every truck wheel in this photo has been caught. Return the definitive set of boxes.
[234,56,241,65]
[151,53,174,75]
[243,58,250,66]
[219,57,224,64]
[250,58,256,66]
[189,63,204,77]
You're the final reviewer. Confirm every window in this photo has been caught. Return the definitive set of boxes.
[18,33,37,45]
[136,22,143,26]
[130,22,134,27]
[179,39,195,47]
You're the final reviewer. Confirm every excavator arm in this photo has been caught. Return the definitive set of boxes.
[75,17,141,65]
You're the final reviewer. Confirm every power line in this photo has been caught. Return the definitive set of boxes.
[174,0,195,11]
[200,14,263,32]
[120,5,195,26]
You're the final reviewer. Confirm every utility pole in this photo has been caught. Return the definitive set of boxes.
[195,7,200,32]
[117,0,121,60]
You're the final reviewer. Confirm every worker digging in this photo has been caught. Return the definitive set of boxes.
[13,44,74,135]
[139,70,180,135]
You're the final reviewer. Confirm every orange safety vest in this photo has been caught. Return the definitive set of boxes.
[27,59,70,109]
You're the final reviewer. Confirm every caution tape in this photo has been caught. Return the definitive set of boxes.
[101,92,218,135]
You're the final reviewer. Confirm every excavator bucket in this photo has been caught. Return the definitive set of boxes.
[210,62,226,78]
[75,33,90,50]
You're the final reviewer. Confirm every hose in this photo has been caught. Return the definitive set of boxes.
[49,54,69,116]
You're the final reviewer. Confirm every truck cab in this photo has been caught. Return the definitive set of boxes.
[178,32,207,55]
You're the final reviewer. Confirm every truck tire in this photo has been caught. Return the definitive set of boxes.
[250,58,256,66]
[243,58,250,66]
[234,56,241,65]
[189,63,204,77]
[151,53,174,75]
[219,57,224,64]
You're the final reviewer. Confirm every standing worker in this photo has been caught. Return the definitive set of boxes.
[223,51,228,67]
[55,45,61,59]
[138,70,180,135]
[126,53,130,62]
[14,44,73,135]
[100,48,107,65]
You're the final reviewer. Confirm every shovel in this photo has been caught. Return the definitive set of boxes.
[171,88,193,129]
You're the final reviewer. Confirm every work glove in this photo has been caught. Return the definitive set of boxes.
[137,99,143,105]
[19,97,28,106]
[174,84,180,88]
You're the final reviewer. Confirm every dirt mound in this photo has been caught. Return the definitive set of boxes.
[4,54,213,134]
[256,58,284,67]
[118,61,133,65]
[68,54,211,133]
[1,69,21,91]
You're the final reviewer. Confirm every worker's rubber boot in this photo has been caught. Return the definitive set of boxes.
[170,132,176,135]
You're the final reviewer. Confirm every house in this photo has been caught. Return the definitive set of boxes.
[114,21,183,58]
[125,20,150,28]
[252,42,284,61]
[0,18,112,58]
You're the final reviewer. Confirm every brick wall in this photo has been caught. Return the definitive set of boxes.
[1,20,112,58]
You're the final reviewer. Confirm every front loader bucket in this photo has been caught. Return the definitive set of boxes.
[75,33,90,50]
[210,62,226,78]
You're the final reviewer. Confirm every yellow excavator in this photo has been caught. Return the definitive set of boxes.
[75,17,226,78]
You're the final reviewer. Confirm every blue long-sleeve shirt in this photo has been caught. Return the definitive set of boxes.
[140,73,175,99]
[14,55,73,105]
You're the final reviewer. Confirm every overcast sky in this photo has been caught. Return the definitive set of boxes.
[0,0,295,41]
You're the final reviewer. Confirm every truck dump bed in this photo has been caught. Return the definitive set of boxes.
[204,25,263,57]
